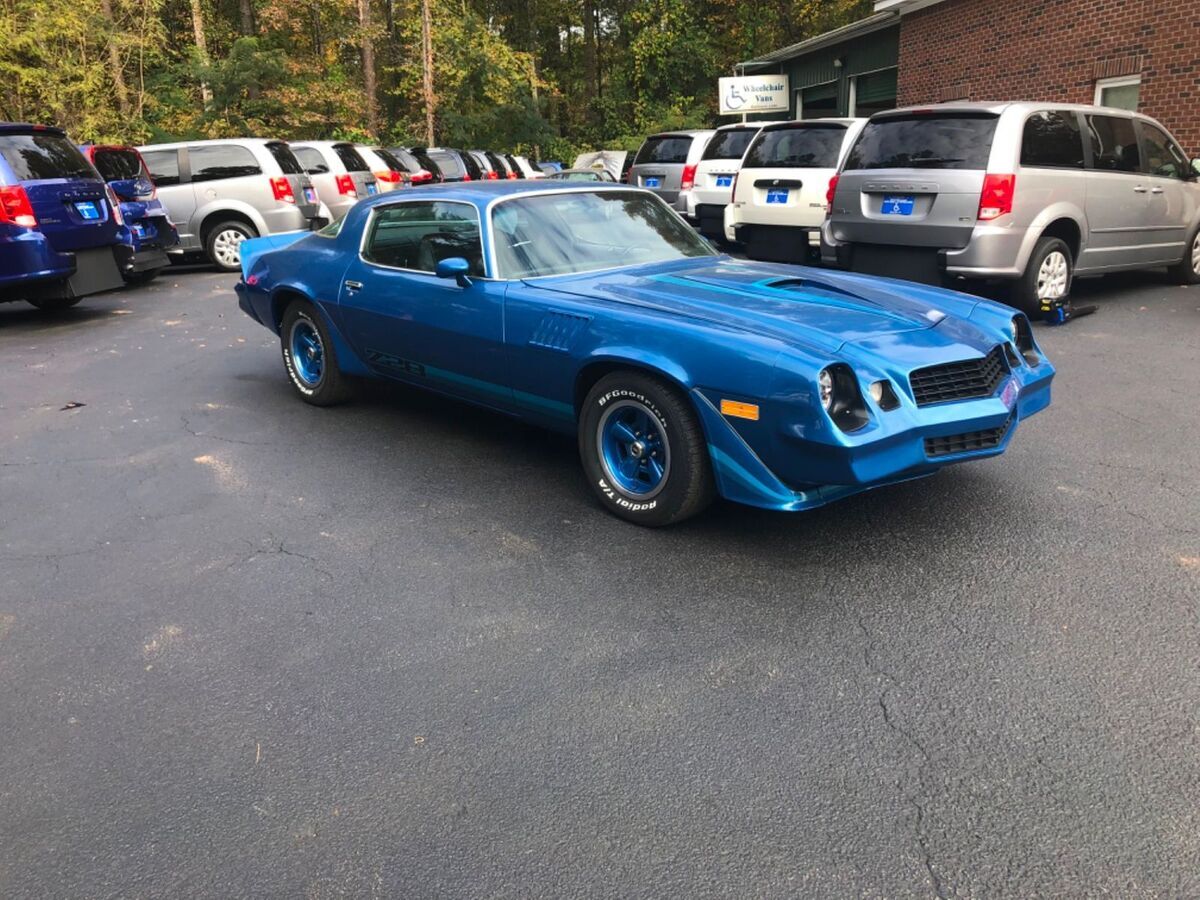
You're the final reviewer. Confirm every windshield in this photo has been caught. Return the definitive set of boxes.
[92,148,146,181]
[743,125,845,168]
[491,190,714,279]
[845,113,999,170]
[702,128,757,161]
[0,133,97,180]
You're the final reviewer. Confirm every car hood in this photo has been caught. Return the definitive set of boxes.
[527,257,995,357]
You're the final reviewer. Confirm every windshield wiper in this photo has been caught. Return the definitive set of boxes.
[903,157,964,167]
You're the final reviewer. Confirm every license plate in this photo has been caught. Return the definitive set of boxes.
[304,187,317,203]
[715,175,733,187]
[75,201,100,220]
[882,195,915,215]
[366,183,378,195]
[765,189,789,204]
[644,177,660,188]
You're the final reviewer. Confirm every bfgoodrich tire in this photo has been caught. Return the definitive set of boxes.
[1011,236,1073,316]
[205,220,257,272]
[578,371,715,526]
[280,300,351,406]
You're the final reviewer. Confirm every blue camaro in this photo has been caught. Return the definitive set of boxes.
[236,182,1053,526]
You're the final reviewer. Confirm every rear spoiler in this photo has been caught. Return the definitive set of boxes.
[239,230,308,281]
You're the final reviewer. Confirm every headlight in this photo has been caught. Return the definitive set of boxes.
[818,369,834,409]
[818,364,869,432]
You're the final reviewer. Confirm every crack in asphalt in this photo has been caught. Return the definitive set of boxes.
[180,414,271,447]
[226,535,335,582]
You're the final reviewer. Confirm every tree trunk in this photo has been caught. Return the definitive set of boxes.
[421,0,435,145]
[238,0,259,100]
[189,0,212,106]
[359,0,378,135]
[582,0,597,105]
[99,0,131,118]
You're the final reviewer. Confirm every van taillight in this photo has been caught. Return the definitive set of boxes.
[374,170,402,184]
[978,173,1015,221]
[486,170,498,180]
[410,170,433,185]
[506,170,518,180]
[681,163,697,191]
[335,174,357,196]
[825,174,839,215]
[271,176,296,203]
[0,185,37,228]
[106,186,125,226]
[730,172,739,198]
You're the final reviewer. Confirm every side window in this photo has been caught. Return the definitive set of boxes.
[142,149,181,186]
[293,146,328,174]
[189,144,261,183]
[363,201,484,276]
[1138,123,1188,180]
[1020,111,1084,169]
[1086,115,1140,173]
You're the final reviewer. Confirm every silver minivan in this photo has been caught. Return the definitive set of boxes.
[627,130,715,216]
[290,141,379,222]
[823,102,1200,310]
[138,138,322,271]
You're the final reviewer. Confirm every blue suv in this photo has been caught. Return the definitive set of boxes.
[82,144,181,284]
[0,123,132,310]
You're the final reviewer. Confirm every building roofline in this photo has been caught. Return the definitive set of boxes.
[739,11,898,69]
[873,0,949,14]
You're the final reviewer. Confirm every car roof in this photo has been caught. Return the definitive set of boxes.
[136,137,284,151]
[290,140,354,149]
[875,101,1153,120]
[0,122,67,137]
[759,118,862,131]
[355,180,641,211]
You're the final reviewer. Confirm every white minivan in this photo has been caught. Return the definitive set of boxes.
[725,118,866,263]
[690,121,783,243]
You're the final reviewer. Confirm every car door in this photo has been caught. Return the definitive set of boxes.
[1081,114,1153,270]
[141,148,198,249]
[1135,119,1196,265]
[336,198,511,409]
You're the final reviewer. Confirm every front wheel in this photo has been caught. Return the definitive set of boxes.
[578,372,715,526]
[205,220,257,272]
[1167,226,1200,285]
[280,300,351,406]
[1011,236,1072,316]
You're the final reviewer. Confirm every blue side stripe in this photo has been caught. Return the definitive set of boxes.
[422,363,574,420]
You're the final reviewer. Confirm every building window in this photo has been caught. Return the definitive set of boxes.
[1095,75,1140,111]
[798,81,838,120]
[850,68,897,118]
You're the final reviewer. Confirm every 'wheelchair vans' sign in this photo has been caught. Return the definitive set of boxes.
[718,76,789,115]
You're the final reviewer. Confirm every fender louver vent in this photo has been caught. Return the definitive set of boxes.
[529,312,590,352]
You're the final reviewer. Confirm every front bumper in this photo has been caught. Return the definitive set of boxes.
[695,353,1054,512]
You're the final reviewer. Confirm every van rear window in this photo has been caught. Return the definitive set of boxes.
[702,129,757,161]
[92,148,146,181]
[333,144,369,172]
[845,113,999,170]
[267,141,305,175]
[742,126,845,169]
[634,136,693,165]
[0,133,96,181]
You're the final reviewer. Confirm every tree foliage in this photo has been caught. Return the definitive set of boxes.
[0,0,871,153]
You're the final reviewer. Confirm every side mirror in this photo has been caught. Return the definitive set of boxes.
[435,256,472,287]
[1190,158,1200,178]
[108,178,141,202]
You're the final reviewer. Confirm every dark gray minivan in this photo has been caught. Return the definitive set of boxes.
[823,102,1200,310]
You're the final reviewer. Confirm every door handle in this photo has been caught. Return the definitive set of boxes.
[1150,187,1164,194]
[1132,186,1148,193]
[344,280,363,291]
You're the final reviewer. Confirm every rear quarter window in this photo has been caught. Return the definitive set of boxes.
[428,151,464,178]
[0,133,96,181]
[92,148,146,181]
[189,144,262,182]
[702,129,757,161]
[141,149,182,186]
[634,136,693,165]
[742,126,846,169]
[845,114,999,170]
[1020,111,1085,169]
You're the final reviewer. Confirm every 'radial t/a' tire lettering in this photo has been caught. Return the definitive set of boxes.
[280,299,351,406]
[578,371,715,526]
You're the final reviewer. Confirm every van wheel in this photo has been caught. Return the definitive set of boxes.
[26,296,83,312]
[1167,226,1200,285]
[205,220,257,272]
[1012,236,1072,315]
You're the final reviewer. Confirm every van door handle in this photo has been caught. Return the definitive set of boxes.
[1132,185,1148,193]
[1150,187,1164,194]
[344,280,363,291]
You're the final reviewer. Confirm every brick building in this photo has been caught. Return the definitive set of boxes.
[740,0,1200,153]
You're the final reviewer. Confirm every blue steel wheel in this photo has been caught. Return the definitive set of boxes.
[579,371,715,526]
[596,400,671,500]
[280,300,351,406]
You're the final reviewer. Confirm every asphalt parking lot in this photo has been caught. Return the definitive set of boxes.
[2,267,1198,898]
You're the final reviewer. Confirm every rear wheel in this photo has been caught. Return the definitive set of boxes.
[578,372,715,526]
[205,220,257,272]
[1167,225,1200,285]
[1011,236,1072,316]
[280,300,351,406]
